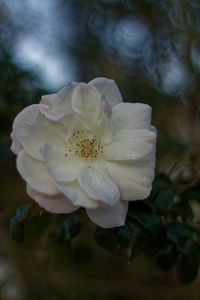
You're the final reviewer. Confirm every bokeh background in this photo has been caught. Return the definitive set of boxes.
[1,0,200,299]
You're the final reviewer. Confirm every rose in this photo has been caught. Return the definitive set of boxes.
[11,77,156,228]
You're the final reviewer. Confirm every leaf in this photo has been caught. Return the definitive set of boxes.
[128,201,161,236]
[95,227,119,255]
[128,224,149,258]
[154,173,172,191]
[156,244,178,271]
[63,217,81,241]
[95,224,148,259]
[16,203,32,223]
[9,203,32,242]
[166,221,194,255]
[154,190,174,213]
[9,216,24,242]
[52,214,81,241]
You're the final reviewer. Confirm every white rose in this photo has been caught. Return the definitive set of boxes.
[11,77,156,228]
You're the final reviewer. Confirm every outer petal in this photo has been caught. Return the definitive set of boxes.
[27,185,79,213]
[56,181,98,209]
[103,129,156,161]
[86,200,128,228]
[11,104,40,155]
[40,142,86,182]
[111,103,152,134]
[71,84,102,131]
[18,113,66,160]
[89,77,123,107]
[78,162,120,206]
[17,150,58,195]
[39,83,81,121]
[105,158,155,201]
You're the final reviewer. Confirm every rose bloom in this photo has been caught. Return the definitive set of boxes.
[11,78,156,228]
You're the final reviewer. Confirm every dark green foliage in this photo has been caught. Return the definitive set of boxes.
[166,221,194,255]
[156,244,178,271]
[9,203,32,242]
[154,190,174,213]
[128,201,161,236]
[95,175,200,284]
[52,214,81,241]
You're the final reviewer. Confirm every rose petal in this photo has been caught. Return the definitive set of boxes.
[86,200,128,228]
[89,77,123,107]
[71,83,102,131]
[78,162,120,206]
[40,142,86,182]
[27,185,79,213]
[17,150,58,195]
[105,158,155,201]
[18,113,66,161]
[56,180,98,209]
[11,104,40,155]
[103,129,156,161]
[112,103,152,134]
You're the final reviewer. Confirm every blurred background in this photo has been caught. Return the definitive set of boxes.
[1,0,200,299]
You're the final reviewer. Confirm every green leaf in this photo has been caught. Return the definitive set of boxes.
[95,227,119,255]
[154,173,172,191]
[52,214,81,241]
[128,202,161,236]
[154,190,174,213]
[63,217,81,241]
[9,203,32,242]
[156,244,178,271]
[9,216,24,242]
[166,221,194,254]
[128,224,149,258]
[95,224,148,259]
[16,203,32,223]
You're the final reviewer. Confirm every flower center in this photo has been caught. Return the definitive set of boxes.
[66,129,103,160]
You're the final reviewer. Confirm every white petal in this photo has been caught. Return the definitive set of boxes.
[40,93,66,120]
[105,158,155,201]
[111,103,152,134]
[17,150,58,195]
[71,83,102,131]
[89,77,123,107]
[86,201,128,228]
[103,129,156,161]
[18,113,66,161]
[11,104,40,155]
[40,93,57,106]
[78,162,120,205]
[39,105,66,121]
[56,181,98,209]
[27,185,79,213]
[40,142,86,182]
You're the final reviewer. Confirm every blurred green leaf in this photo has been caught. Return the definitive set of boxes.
[128,202,161,236]
[95,227,119,255]
[154,190,174,213]
[63,217,81,240]
[95,223,148,259]
[52,214,81,241]
[9,203,32,242]
[154,173,172,191]
[16,203,32,223]
[166,221,194,254]
[9,215,24,242]
[156,244,178,271]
